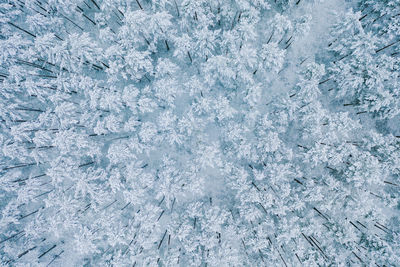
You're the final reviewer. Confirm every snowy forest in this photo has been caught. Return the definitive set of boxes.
[0,0,400,265]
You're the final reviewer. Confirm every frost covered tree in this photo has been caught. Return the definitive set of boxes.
[327,9,400,118]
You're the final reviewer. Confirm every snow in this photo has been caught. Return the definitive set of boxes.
[0,0,399,266]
